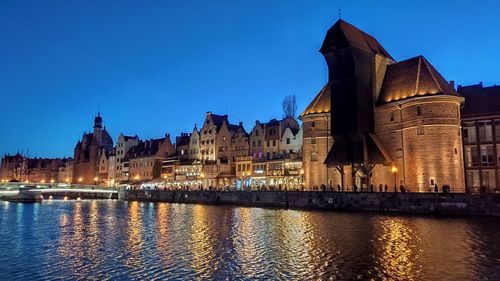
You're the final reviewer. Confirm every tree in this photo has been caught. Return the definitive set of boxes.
[282,94,297,118]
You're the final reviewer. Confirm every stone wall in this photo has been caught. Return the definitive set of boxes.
[125,190,500,216]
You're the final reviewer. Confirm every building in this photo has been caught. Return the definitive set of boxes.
[125,135,176,182]
[73,113,114,184]
[188,125,201,161]
[0,153,71,184]
[458,83,500,192]
[175,133,191,160]
[114,134,140,182]
[300,84,337,189]
[232,122,250,159]
[302,19,464,192]
[249,121,265,160]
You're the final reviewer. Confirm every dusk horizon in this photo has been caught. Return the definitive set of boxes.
[1,0,500,158]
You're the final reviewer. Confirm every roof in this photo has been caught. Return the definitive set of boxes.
[458,83,500,118]
[299,83,331,117]
[320,19,393,60]
[377,56,462,105]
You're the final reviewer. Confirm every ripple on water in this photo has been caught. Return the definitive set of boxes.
[0,201,499,280]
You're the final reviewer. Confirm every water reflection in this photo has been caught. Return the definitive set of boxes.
[190,204,217,278]
[1,202,500,280]
[125,201,144,278]
[374,217,421,280]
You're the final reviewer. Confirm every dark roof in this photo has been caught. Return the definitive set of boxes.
[300,83,331,117]
[126,138,165,158]
[377,56,462,105]
[320,19,393,60]
[458,83,500,118]
[176,134,191,147]
[211,114,229,130]
[124,135,138,141]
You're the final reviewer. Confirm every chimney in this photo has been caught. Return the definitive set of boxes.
[449,80,455,89]
[206,111,212,116]
[239,122,243,127]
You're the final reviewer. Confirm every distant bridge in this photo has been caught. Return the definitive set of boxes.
[0,183,119,200]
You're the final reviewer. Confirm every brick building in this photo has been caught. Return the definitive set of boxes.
[73,113,113,184]
[458,83,500,192]
[302,19,464,192]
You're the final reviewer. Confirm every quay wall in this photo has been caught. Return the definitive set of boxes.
[124,190,500,216]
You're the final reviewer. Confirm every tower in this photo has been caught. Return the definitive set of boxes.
[320,19,394,188]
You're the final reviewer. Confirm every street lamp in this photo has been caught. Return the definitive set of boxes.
[94,176,99,186]
[65,177,70,184]
[50,179,55,184]
[78,177,83,184]
[391,166,397,192]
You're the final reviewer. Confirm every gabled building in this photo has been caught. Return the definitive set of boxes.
[176,133,191,160]
[302,19,464,192]
[188,125,201,160]
[249,121,265,160]
[114,133,140,182]
[73,113,113,184]
[231,122,250,159]
[126,135,176,181]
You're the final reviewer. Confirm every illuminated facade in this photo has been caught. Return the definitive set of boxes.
[73,113,113,184]
[302,19,465,192]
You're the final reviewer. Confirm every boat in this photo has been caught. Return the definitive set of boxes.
[0,185,43,203]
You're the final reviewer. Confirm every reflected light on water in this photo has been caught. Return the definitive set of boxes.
[126,201,144,276]
[190,204,216,278]
[374,217,421,280]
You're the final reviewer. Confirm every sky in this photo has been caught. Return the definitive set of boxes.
[1,0,499,158]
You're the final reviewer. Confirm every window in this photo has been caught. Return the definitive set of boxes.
[311,121,316,128]
[480,145,495,167]
[311,138,316,144]
[466,170,480,189]
[478,121,493,142]
[390,112,394,122]
[256,130,259,136]
[495,119,500,140]
[463,146,477,167]
[272,140,276,146]
[252,141,256,148]
[209,129,212,134]
[417,126,425,135]
[462,122,477,144]
[482,170,497,190]
[286,138,290,144]
[258,140,261,147]
[311,152,318,162]
[417,106,422,116]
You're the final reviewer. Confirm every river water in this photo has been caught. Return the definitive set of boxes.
[0,200,499,280]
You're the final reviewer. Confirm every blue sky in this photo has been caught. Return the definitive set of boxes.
[1,0,499,158]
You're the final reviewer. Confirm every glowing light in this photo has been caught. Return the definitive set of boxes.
[63,196,68,201]
[50,179,55,183]
[391,166,397,173]
[41,180,46,183]
[94,177,99,182]
[76,197,81,201]
[65,178,70,183]
[49,195,53,200]
[78,177,83,182]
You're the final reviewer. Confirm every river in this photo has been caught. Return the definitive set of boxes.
[0,200,499,280]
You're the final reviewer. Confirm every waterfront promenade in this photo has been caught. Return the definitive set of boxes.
[125,189,500,216]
